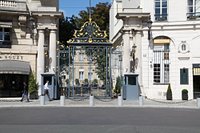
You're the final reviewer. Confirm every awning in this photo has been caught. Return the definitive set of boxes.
[0,60,30,75]
[153,39,170,44]
[0,22,12,28]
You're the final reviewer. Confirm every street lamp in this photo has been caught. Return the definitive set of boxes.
[147,19,153,40]
[118,54,123,96]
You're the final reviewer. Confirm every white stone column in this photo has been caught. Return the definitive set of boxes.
[49,29,57,73]
[37,29,45,96]
[122,30,130,74]
[135,30,144,95]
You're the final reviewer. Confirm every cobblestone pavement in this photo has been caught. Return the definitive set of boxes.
[0,97,199,109]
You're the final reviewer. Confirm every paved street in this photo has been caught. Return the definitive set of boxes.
[0,107,200,133]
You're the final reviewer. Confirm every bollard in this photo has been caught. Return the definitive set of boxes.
[197,98,200,108]
[118,95,123,107]
[60,95,65,106]
[139,96,144,106]
[40,95,45,105]
[89,95,94,107]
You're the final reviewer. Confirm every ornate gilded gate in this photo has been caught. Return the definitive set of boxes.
[60,19,112,98]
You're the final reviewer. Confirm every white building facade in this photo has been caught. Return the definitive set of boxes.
[0,0,62,98]
[110,0,200,100]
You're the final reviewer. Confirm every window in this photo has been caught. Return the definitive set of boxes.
[181,44,186,51]
[154,64,161,83]
[187,0,200,19]
[79,52,84,61]
[0,27,11,47]
[155,0,168,21]
[153,43,170,84]
[79,71,84,80]
[88,72,93,81]
[180,68,189,84]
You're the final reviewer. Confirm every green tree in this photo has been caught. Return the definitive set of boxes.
[59,16,78,46]
[28,72,38,99]
[76,2,110,34]
[59,2,110,83]
[166,84,172,100]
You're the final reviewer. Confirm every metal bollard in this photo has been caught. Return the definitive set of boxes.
[139,96,144,106]
[60,96,65,106]
[40,95,45,105]
[197,98,200,108]
[118,95,123,106]
[89,95,94,107]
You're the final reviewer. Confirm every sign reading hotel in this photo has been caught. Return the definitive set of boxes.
[0,54,23,60]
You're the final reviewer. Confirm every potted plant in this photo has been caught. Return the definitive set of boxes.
[166,84,172,100]
[114,76,121,97]
[182,89,188,100]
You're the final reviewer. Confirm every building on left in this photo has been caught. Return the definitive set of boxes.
[0,0,63,98]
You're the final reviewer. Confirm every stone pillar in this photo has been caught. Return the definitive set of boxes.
[37,29,45,96]
[49,29,57,73]
[135,30,144,95]
[122,30,130,74]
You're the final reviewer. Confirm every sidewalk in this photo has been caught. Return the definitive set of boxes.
[0,97,199,109]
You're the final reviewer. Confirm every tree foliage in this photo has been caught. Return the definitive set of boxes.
[59,2,111,82]
[166,84,172,100]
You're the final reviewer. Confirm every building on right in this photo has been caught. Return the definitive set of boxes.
[110,0,200,100]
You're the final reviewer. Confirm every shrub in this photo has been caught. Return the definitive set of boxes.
[166,84,172,100]
[28,72,38,99]
[114,76,121,95]
[75,79,80,86]
[182,89,188,100]
[92,79,98,85]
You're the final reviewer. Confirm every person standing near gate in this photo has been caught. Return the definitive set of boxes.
[20,82,29,102]
[44,80,52,101]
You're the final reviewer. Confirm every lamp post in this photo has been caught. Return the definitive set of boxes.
[147,19,153,40]
[119,54,123,96]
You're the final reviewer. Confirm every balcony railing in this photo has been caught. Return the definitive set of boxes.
[0,0,26,11]
[154,14,168,21]
[187,12,200,20]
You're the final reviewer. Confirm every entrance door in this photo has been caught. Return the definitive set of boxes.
[193,64,200,99]
[193,76,200,99]
[0,74,28,97]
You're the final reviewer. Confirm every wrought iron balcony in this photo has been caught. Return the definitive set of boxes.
[154,14,168,21]
[187,12,200,20]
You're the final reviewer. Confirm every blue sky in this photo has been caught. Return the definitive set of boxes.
[59,0,111,17]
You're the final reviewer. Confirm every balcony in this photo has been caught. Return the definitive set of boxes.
[155,14,168,21]
[0,0,26,12]
[187,12,200,20]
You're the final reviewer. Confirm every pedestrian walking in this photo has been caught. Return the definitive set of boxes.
[20,82,29,102]
[44,80,52,101]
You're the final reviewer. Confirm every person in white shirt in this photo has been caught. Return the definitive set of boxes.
[44,80,52,101]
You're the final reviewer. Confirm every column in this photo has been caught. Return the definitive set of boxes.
[122,30,130,74]
[49,29,57,73]
[37,29,45,96]
[135,30,144,95]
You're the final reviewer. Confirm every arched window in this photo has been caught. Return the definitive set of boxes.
[153,36,171,84]
[181,43,186,51]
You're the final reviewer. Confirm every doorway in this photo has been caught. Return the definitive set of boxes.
[0,74,28,97]
[193,76,200,99]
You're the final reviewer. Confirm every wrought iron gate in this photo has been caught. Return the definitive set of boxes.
[59,19,112,98]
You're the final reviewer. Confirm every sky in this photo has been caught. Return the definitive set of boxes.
[59,0,112,17]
